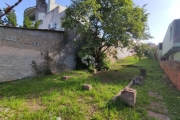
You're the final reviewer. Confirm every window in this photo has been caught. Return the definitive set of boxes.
[159,43,162,50]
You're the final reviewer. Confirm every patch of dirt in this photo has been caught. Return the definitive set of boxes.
[89,105,98,114]
[163,75,169,79]
[25,100,46,112]
[148,92,170,119]
[149,92,163,100]
[148,111,170,120]
[150,102,168,114]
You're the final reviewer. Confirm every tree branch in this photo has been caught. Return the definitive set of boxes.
[101,46,110,54]
[0,0,22,18]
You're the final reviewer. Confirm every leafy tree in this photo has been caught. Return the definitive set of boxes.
[62,0,152,67]
[133,43,146,60]
[3,9,18,27]
[0,9,4,25]
[131,42,156,61]
[34,20,41,29]
[23,16,41,29]
[23,16,33,28]
[0,1,22,26]
[144,45,157,60]
[0,0,22,18]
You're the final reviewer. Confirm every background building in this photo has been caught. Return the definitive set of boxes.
[24,0,66,30]
[158,19,180,61]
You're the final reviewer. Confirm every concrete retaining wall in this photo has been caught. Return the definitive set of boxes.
[0,26,77,82]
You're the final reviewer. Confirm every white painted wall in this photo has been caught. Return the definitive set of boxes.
[173,52,180,61]
[162,21,174,56]
[47,0,66,12]
[39,6,66,30]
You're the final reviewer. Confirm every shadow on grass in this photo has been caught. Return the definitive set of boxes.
[0,74,86,98]
[105,99,129,111]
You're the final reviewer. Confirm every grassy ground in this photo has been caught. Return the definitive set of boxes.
[0,56,180,120]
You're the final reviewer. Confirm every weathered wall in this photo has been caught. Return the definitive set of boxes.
[0,26,64,52]
[0,46,43,82]
[0,26,77,82]
[160,61,180,90]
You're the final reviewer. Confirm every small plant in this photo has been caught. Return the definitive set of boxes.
[31,51,52,75]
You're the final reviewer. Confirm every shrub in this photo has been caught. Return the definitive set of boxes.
[31,51,52,75]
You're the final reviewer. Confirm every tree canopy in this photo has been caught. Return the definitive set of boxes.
[0,0,22,18]
[61,0,152,67]
[62,0,152,67]
[3,9,18,27]
[23,16,41,29]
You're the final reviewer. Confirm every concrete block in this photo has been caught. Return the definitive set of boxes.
[119,88,137,107]
[133,76,143,85]
[140,69,146,76]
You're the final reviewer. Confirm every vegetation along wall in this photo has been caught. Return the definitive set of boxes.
[160,61,180,90]
[0,26,77,82]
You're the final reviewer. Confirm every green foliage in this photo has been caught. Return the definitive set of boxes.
[132,42,157,61]
[0,9,4,25]
[31,51,52,75]
[23,16,41,29]
[133,43,147,60]
[144,46,157,60]
[34,20,41,29]
[62,0,152,69]
[23,16,33,28]
[3,9,18,27]
[0,57,180,119]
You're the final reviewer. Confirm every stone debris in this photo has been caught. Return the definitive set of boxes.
[62,76,70,81]
[82,84,92,90]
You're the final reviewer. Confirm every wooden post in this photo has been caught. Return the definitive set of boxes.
[140,69,146,76]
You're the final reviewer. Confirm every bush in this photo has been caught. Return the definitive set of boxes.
[31,51,52,75]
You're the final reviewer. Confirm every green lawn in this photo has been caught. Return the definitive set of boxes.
[0,57,180,120]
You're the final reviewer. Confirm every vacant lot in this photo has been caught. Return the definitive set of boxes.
[0,57,180,120]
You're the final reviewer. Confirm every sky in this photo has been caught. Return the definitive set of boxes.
[0,0,180,45]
